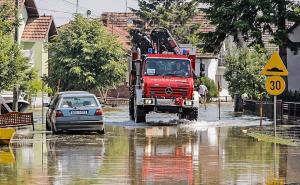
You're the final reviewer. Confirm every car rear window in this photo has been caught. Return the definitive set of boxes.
[60,96,98,108]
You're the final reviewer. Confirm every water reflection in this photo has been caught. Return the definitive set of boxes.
[135,127,195,185]
[128,126,300,184]
[47,134,105,184]
[0,123,299,184]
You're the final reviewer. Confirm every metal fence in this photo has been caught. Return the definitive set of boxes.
[98,97,129,106]
[243,100,282,120]
[282,102,300,123]
[244,100,300,124]
[0,112,34,130]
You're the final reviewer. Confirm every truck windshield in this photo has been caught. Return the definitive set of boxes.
[144,58,191,77]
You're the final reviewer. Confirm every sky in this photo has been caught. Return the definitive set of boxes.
[34,0,139,26]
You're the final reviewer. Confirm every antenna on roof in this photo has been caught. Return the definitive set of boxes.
[86,10,91,18]
[76,0,79,14]
[125,0,128,13]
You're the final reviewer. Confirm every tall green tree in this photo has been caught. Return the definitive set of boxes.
[224,48,268,99]
[0,2,17,34]
[47,15,127,97]
[198,0,300,53]
[0,3,28,91]
[131,0,201,44]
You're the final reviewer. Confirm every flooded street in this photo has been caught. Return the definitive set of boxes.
[1,103,300,184]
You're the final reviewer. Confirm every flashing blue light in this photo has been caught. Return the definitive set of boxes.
[182,49,187,55]
[148,48,153,54]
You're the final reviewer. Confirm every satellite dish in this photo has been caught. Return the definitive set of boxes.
[86,10,91,17]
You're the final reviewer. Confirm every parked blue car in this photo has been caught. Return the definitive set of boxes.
[46,91,104,134]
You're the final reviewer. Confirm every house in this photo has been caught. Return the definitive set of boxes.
[0,0,57,77]
[0,0,56,107]
[100,12,231,99]
[287,23,300,91]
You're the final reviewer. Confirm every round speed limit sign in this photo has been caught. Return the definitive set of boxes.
[265,76,286,95]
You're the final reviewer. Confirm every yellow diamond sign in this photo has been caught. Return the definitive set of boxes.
[261,52,288,76]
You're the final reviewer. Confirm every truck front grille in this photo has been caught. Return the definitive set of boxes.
[149,86,189,97]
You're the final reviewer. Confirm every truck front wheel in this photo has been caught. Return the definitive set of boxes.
[129,97,134,120]
[187,107,198,121]
[135,105,146,123]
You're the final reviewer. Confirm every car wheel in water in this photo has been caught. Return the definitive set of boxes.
[98,128,105,135]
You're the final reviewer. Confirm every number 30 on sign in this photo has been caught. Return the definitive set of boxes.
[265,76,286,95]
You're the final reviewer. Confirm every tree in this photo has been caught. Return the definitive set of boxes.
[47,15,127,97]
[131,0,201,44]
[198,0,300,53]
[224,48,268,100]
[0,2,18,34]
[0,3,28,91]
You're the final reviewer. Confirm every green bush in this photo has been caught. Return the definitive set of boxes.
[195,77,218,101]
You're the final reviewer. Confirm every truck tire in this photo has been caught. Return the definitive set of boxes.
[97,128,105,135]
[188,107,198,121]
[129,97,134,120]
[178,111,188,119]
[46,120,51,131]
[135,105,146,123]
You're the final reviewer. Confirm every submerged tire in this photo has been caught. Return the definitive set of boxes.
[46,121,51,131]
[135,106,146,123]
[98,128,105,135]
[188,107,198,121]
[129,97,134,120]
[178,112,188,119]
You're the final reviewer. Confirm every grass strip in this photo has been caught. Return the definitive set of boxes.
[247,132,299,146]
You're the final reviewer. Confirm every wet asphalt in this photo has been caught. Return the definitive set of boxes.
[1,103,300,185]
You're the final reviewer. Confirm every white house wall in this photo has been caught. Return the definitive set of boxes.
[19,6,28,43]
[195,58,231,98]
[204,58,218,80]
[216,66,230,97]
[287,24,300,91]
[42,41,48,76]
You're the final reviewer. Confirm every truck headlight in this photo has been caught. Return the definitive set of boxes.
[144,99,153,105]
[185,100,192,106]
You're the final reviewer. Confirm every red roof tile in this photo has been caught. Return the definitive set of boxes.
[101,12,140,31]
[21,15,56,41]
[191,13,215,33]
[104,25,131,51]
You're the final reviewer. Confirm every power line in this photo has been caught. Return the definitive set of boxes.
[60,0,87,11]
[25,6,75,15]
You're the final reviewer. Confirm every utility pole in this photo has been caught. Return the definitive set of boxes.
[76,0,79,14]
[13,0,19,112]
[125,0,128,13]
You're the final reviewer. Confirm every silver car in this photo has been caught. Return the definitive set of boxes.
[46,91,104,134]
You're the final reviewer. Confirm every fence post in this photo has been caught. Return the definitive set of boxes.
[31,113,34,131]
[294,103,297,121]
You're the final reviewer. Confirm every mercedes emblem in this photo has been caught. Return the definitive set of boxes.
[165,87,173,95]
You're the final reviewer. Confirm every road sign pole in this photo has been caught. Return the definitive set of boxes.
[274,95,277,137]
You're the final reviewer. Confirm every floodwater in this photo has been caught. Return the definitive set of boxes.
[1,103,300,185]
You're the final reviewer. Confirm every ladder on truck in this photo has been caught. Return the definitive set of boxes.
[130,27,182,55]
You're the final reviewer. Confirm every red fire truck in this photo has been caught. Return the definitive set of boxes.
[129,28,200,123]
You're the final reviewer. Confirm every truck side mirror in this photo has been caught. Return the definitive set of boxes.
[193,74,198,80]
[192,70,198,79]
[134,59,142,75]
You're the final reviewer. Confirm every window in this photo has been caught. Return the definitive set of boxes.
[144,58,191,77]
[60,96,98,108]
